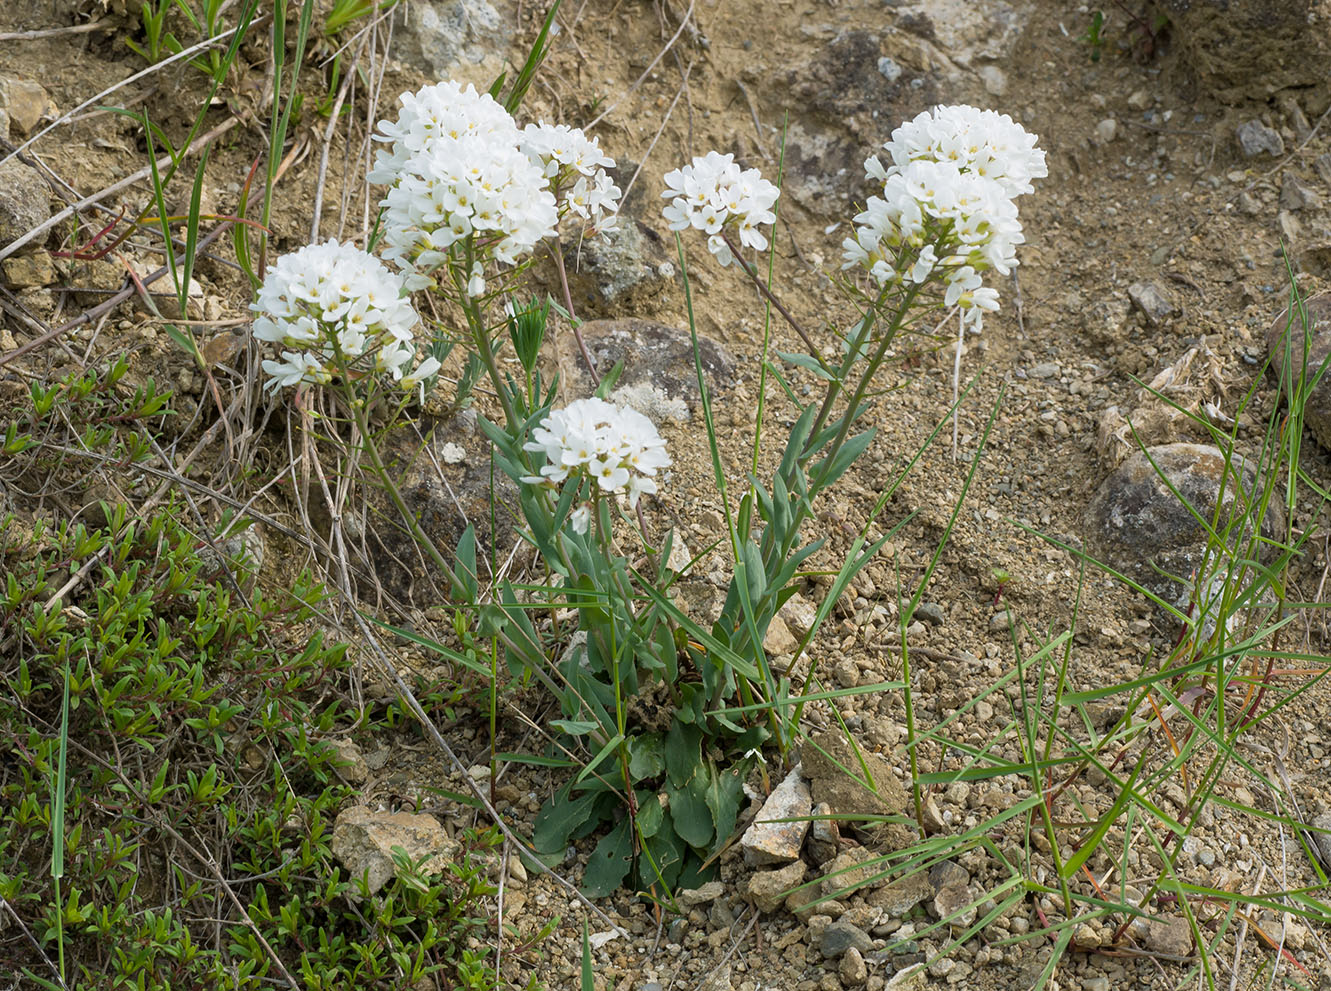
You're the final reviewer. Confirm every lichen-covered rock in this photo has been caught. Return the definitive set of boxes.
[558,318,736,420]
[1082,443,1284,607]
[1160,0,1331,102]
[1266,292,1331,450]
[390,0,508,88]
[331,806,456,896]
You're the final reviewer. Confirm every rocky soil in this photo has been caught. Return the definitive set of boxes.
[3,0,1331,989]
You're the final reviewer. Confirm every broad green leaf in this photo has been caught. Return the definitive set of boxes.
[628,733,665,780]
[636,789,664,838]
[664,721,703,787]
[668,771,713,849]
[703,758,748,851]
[533,786,598,854]
[582,817,633,897]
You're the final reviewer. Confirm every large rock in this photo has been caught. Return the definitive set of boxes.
[800,729,912,848]
[1160,0,1331,102]
[1082,443,1284,608]
[740,764,812,865]
[390,0,508,89]
[331,806,457,896]
[562,214,677,318]
[1266,292,1331,450]
[558,318,737,420]
[0,159,49,250]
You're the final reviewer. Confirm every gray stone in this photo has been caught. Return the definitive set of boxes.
[1164,0,1331,102]
[0,159,49,249]
[1127,281,1178,326]
[741,764,812,865]
[1236,120,1285,157]
[676,880,725,907]
[1082,443,1284,607]
[928,860,969,893]
[1311,811,1331,866]
[801,729,910,846]
[1129,915,1193,957]
[807,801,840,866]
[1094,118,1118,144]
[1281,173,1322,211]
[820,846,889,899]
[819,919,873,959]
[1315,154,1331,188]
[839,946,869,987]
[834,657,860,689]
[745,858,807,914]
[1266,292,1331,450]
[1030,361,1061,379]
[930,883,977,926]
[331,806,456,896]
[391,0,508,85]
[915,602,945,626]
[559,318,736,419]
[977,64,1007,96]
[868,873,933,916]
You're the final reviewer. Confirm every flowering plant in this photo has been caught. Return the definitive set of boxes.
[521,397,670,533]
[661,151,779,265]
[842,104,1045,333]
[250,240,438,394]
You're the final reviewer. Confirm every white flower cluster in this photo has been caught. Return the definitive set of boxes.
[522,397,670,533]
[842,105,1046,331]
[370,81,620,291]
[521,122,621,235]
[661,152,779,265]
[868,105,1048,199]
[251,241,438,394]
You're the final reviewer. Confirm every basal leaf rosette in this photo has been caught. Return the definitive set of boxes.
[251,241,439,395]
[521,397,670,534]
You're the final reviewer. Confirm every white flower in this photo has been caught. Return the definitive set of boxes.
[378,131,558,286]
[520,122,622,236]
[569,504,592,534]
[841,106,1044,333]
[369,81,519,185]
[882,104,1047,199]
[522,397,670,528]
[250,241,431,394]
[661,152,779,266]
